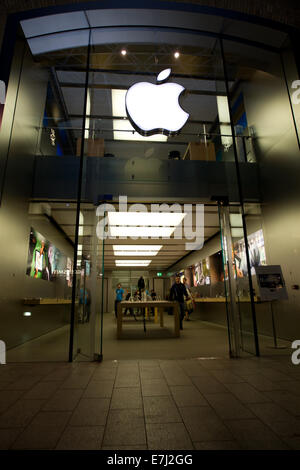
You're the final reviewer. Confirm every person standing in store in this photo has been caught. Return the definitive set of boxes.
[79,287,91,323]
[138,276,145,295]
[150,289,157,315]
[137,276,146,317]
[115,283,124,319]
[170,274,189,330]
[150,289,157,301]
[183,277,194,321]
[124,290,134,316]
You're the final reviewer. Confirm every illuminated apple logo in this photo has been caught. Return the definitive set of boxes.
[125,68,189,137]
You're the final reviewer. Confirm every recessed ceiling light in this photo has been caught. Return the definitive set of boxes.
[108,212,185,227]
[114,251,159,256]
[113,245,163,251]
[115,260,152,266]
[113,245,162,257]
[109,227,175,238]
[107,213,185,238]
[174,51,180,59]
[113,245,162,256]
[23,312,32,317]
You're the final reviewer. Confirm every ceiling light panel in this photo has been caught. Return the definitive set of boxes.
[109,227,175,238]
[108,212,185,227]
[114,251,159,256]
[113,245,163,251]
[113,244,162,256]
[115,260,152,266]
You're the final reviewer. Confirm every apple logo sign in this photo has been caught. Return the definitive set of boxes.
[125,68,189,137]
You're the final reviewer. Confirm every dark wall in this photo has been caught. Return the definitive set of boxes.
[32,157,259,203]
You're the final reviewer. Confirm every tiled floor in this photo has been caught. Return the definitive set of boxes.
[7,311,291,363]
[1,355,300,450]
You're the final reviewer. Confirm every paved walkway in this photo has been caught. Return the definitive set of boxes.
[0,355,300,450]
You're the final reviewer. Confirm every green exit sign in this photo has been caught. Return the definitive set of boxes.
[157,272,163,277]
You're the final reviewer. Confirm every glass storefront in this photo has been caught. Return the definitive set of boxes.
[0,4,299,361]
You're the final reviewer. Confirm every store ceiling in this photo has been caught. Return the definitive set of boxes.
[46,201,220,271]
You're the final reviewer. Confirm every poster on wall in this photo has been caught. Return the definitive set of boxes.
[66,257,73,287]
[255,265,288,301]
[192,258,210,286]
[233,228,266,278]
[26,227,65,281]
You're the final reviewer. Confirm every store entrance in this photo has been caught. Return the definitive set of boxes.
[72,200,260,361]
[5,199,263,363]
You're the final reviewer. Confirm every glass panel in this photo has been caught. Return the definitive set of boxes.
[0,31,83,361]
[223,39,299,164]
[281,36,300,147]
[72,205,104,361]
[218,203,259,356]
[72,34,97,361]
[1,30,93,361]
[218,203,242,357]
[218,203,235,357]
[230,205,258,356]
[243,202,293,353]
[85,35,234,169]
[224,39,300,356]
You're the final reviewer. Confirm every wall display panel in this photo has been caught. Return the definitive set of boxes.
[66,256,73,287]
[26,227,68,282]
[233,228,266,278]
[192,257,210,286]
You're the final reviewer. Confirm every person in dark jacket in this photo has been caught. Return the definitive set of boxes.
[150,289,157,315]
[138,276,145,293]
[169,275,189,330]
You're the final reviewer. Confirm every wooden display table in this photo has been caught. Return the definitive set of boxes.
[117,301,180,339]
[23,298,74,305]
[194,296,258,303]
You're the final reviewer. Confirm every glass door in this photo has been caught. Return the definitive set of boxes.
[72,208,105,361]
[218,202,259,357]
